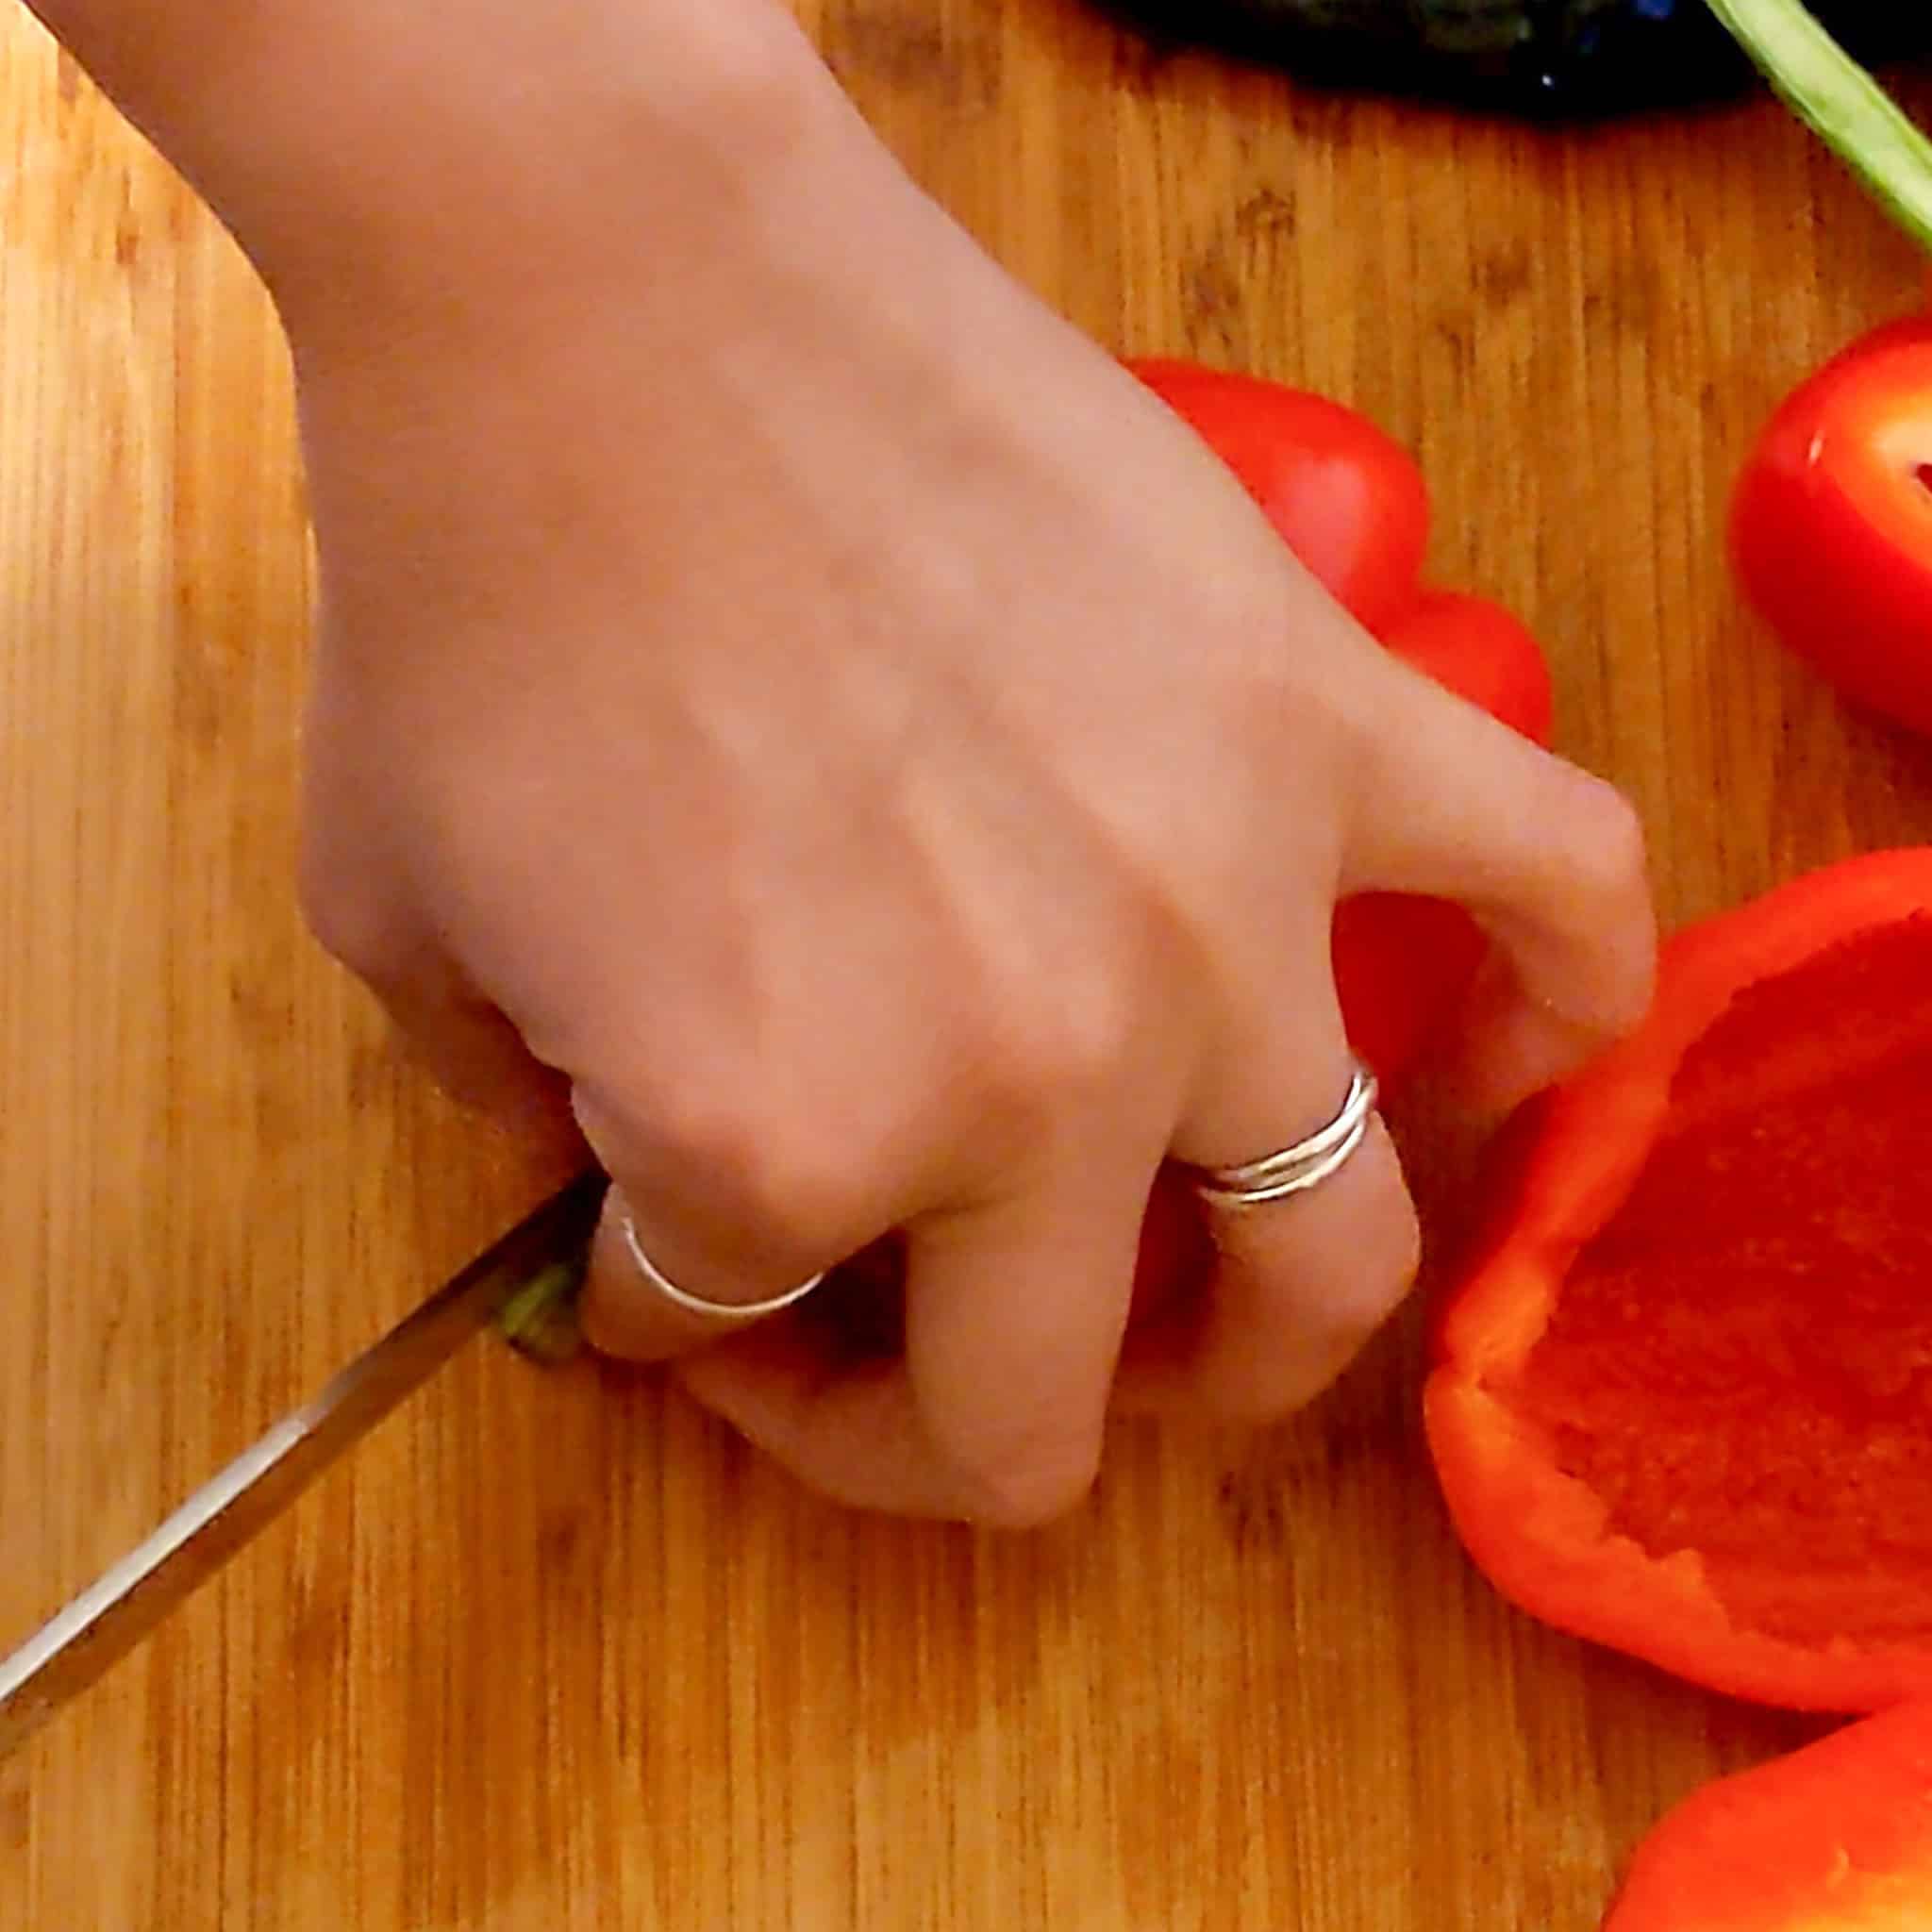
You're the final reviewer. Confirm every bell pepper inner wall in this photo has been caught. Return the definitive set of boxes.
[1503,915,1932,1654]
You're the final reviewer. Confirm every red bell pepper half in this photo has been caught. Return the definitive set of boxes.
[1125,359,1553,1086]
[1425,850,1932,1714]
[1601,1699,1932,1930]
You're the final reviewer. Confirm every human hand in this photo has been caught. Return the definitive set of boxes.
[269,8,1655,1522]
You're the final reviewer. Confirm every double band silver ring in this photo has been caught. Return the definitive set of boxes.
[1184,1061,1380,1210]
[619,1215,828,1324]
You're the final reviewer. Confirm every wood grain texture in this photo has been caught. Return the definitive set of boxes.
[6,3,1932,1926]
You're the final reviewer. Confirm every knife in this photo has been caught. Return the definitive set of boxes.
[0,1168,608,1761]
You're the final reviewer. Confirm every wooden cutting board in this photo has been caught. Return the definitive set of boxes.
[7,4,1932,1926]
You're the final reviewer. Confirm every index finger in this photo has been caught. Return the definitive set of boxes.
[1342,665,1657,1108]
[676,1156,1154,1524]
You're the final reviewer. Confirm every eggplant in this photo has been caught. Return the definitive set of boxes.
[1095,0,1929,118]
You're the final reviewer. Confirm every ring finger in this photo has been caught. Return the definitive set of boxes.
[1118,1002,1420,1423]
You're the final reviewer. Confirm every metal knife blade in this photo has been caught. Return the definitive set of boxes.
[0,1168,608,1761]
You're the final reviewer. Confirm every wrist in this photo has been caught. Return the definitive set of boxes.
[30,1,825,337]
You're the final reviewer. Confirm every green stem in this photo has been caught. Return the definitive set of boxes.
[1705,0,1932,258]
[496,1256,589,1365]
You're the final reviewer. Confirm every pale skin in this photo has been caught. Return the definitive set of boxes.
[27,0,1657,1523]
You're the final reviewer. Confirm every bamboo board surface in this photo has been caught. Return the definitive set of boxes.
[7,4,1932,1926]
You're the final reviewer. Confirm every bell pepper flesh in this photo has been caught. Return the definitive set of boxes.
[1601,1700,1932,1931]
[1426,851,1932,1712]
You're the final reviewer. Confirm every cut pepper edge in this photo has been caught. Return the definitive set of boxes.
[1427,849,1932,1711]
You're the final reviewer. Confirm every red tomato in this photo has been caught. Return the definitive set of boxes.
[1126,357,1432,635]
[1731,315,1932,738]
[1379,590,1554,745]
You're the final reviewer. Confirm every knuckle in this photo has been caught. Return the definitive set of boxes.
[1541,774,1657,1035]
[617,1066,867,1252]
[1203,1361,1314,1430]
[295,832,395,980]
[1329,1140,1423,1332]
[945,1432,1102,1530]
[980,971,1142,1121]
[1561,773,1650,907]
[1212,1151,1420,1427]
[1361,1191,1424,1322]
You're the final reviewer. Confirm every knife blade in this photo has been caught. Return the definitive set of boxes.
[0,1168,608,1761]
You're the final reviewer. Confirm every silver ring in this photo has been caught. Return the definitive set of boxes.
[1184,1062,1381,1210]
[619,1216,828,1323]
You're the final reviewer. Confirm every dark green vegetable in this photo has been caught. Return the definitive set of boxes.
[496,1255,590,1365]
[1096,0,1927,118]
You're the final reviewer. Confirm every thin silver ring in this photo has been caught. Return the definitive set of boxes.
[619,1215,828,1323]
[1184,1062,1381,1210]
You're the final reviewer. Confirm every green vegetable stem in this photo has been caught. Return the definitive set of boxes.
[1705,0,1932,255]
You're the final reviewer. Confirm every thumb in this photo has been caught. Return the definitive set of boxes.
[1342,670,1657,1114]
